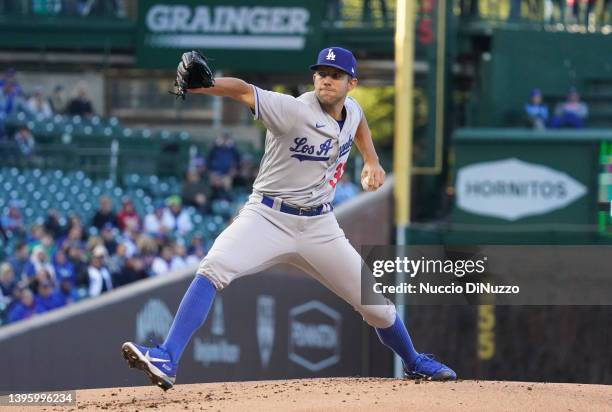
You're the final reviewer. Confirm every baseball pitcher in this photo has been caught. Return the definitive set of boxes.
[122,47,456,390]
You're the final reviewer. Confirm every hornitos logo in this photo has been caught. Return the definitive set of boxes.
[193,297,240,366]
[456,158,587,221]
[288,301,341,372]
[145,4,310,50]
[136,299,173,344]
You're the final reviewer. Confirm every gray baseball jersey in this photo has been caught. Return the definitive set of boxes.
[197,86,396,330]
[251,86,363,207]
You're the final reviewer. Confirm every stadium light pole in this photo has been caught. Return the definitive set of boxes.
[393,0,414,378]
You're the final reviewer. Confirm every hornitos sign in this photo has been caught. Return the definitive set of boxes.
[138,0,324,70]
[456,158,587,221]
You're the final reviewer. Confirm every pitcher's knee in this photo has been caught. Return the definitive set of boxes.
[359,303,396,329]
[196,256,235,290]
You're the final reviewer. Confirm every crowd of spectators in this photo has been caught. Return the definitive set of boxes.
[1,0,127,18]
[0,124,267,326]
[0,68,96,140]
[524,87,589,129]
[461,0,612,27]
[0,193,209,325]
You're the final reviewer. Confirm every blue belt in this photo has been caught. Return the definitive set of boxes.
[261,195,332,216]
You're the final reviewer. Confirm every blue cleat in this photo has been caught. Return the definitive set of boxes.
[405,354,457,381]
[121,342,177,391]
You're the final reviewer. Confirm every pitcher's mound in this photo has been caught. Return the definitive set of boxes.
[45,378,611,411]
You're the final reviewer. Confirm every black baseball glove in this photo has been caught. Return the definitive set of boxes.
[171,50,215,100]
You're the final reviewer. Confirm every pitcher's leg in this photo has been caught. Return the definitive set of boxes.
[298,235,456,380]
[162,275,216,363]
[122,204,295,389]
[197,204,295,289]
[298,235,396,328]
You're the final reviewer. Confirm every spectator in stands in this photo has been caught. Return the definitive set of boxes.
[0,262,17,301]
[119,226,140,258]
[36,279,64,311]
[0,219,7,241]
[86,235,105,256]
[550,88,589,128]
[100,223,118,255]
[57,277,80,306]
[44,208,64,239]
[544,0,566,23]
[52,249,75,285]
[66,242,88,289]
[26,86,53,118]
[66,214,86,239]
[0,80,25,116]
[171,243,188,271]
[136,234,157,275]
[26,223,46,250]
[91,196,118,230]
[58,223,85,252]
[362,0,389,24]
[151,244,175,276]
[571,0,597,25]
[524,88,549,130]
[207,130,241,200]
[162,196,193,236]
[87,245,113,297]
[181,168,211,214]
[117,197,141,232]
[40,232,57,261]
[73,0,126,17]
[0,68,22,95]
[233,153,258,188]
[325,0,341,21]
[187,233,206,264]
[8,242,29,280]
[144,201,170,237]
[7,286,44,323]
[333,174,360,206]
[117,254,148,286]
[49,85,66,114]
[66,83,94,118]
[13,124,36,159]
[2,200,26,239]
[189,154,207,176]
[602,0,612,25]
[107,243,127,281]
[459,0,479,17]
[24,245,56,280]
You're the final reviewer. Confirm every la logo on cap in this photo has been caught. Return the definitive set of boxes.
[325,48,336,61]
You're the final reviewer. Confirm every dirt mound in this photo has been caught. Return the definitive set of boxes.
[36,378,611,412]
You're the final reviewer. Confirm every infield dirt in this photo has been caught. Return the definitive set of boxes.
[28,378,612,412]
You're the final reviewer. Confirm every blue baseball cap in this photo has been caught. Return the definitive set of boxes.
[310,47,357,78]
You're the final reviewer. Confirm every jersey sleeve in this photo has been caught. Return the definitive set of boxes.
[251,85,301,135]
[346,96,364,121]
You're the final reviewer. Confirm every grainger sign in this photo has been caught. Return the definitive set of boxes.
[137,0,325,71]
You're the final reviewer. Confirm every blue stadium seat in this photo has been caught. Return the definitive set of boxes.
[122,128,134,138]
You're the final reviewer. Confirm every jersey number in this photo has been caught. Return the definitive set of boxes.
[329,162,346,188]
